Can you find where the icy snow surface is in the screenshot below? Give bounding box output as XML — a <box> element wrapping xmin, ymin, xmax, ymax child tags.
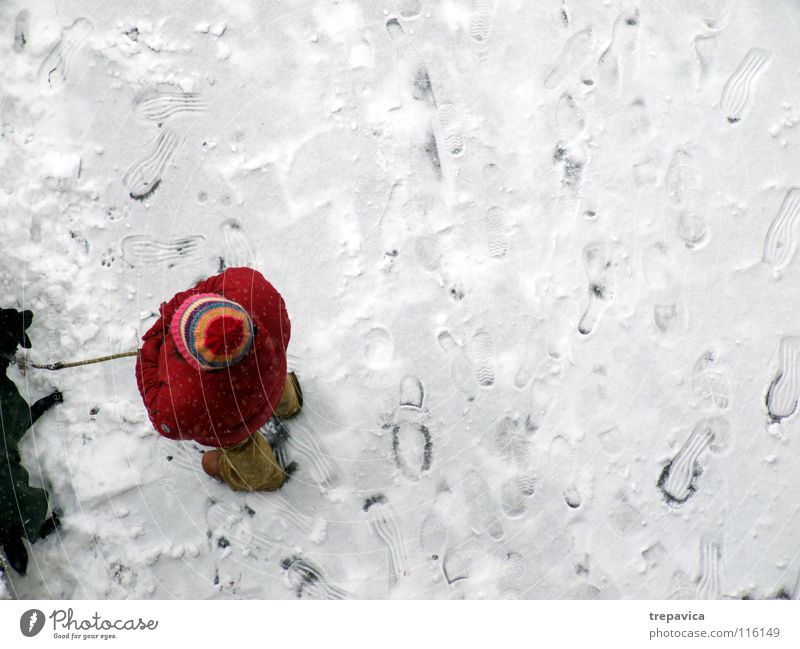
<box><xmin>2</xmin><ymin>0</ymin><xmax>800</xmax><ymax>599</ymax></box>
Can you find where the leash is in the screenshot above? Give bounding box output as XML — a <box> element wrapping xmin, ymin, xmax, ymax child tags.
<box><xmin>17</xmin><ymin>350</ymin><xmax>139</xmax><ymax>371</ymax></box>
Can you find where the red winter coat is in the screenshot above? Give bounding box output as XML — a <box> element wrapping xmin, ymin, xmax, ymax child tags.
<box><xmin>135</xmin><ymin>267</ymin><xmax>290</xmax><ymax>448</ymax></box>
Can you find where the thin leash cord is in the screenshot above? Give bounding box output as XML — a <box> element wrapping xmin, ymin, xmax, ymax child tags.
<box><xmin>26</xmin><ymin>350</ymin><xmax>139</xmax><ymax>371</ymax></box>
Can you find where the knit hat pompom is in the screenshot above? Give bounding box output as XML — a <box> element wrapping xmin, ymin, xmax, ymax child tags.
<box><xmin>171</xmin><ymin>293</ymin><xmax>254</xmax><ymax>371</ymax></box>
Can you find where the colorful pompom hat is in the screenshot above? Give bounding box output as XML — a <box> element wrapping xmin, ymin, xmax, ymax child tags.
<box><xmin>170</xmin><ymin>293</ymin><xmax>254</xmax><ymax>371</ymax></box>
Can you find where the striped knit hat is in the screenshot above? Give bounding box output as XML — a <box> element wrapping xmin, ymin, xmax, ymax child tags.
<box><xmin>170</xmin><ymin>293</ymin><xmax>254</xmax><ymax>371</ymax></box>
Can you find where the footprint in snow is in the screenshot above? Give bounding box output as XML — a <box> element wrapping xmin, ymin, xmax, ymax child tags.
<box><xmin>436</xmin><ymin>102</ymin><xmax>465</xmax><ymax>158</ymax></box>
<box><xmin>578</xmin><ymin>241</ymin><xmax>615</xmax><ymax>336</ymax></box>
<box><xmin>419</xmin><ymin>482</ymin><xmax>453</xmax><ymax>560</ymax></box>
<box><xmin>244</xmin><ymin>490</ymin><xmax>316</xmax><ymax>537</ymax></box>
<box><xmin>694</xmin><ymin>536</ymin><xmax>723</xmax><ymax>599</ymax></box>
<box><xmin>762</xmin><ymin>188</ymin><xmax>800</xmax><ymax>273</ymax></box>
<box><xmin>218</xmin><ymin>218</ymin><xmax>259</xmax><ymax>270</ymax></box>
<box><xmin>596</xmin><ymin>7</ymin><xmax>641</xmax><ymax>94</ymax></box>
<box><xmin>281</xmin><ymin>555</ymin><xmax>352</xmax><ymax>599</ymax></box>
<box><xmin>38</xmin><ymin>17</ymin><xmax>93</xmax><ymax>86</ymax></box>
<box><xmin>13</xmin><ymin>10</ymin><xmax>29</xmax><ymax>53</ymax></box>
<box><xmin>765</xmin><ymin>336</ymin><xmax>800</xmax><ymax>422</ymax></box>
<box><xmin>497</xmin><ymin>551</ymin><xmax>527</xmax><ymax>599</ymax></box>
<box><xmin>363</xmin><ymin>494</ymin><xmax>409</xmax><ymax>584</ymax></box>
<box><xmin>548</xmin><ymin>434</ymin><xmax>582</xmax><ymax>509</ymax></box>
<box><xmin>133</xmin><ymin>85</ymin><xmax>207</xmax><ymax>124</ymax></box>
<box><xmin>544</xmin><ymin>27</ymin><xmax>593</xmax><ymax>90</ymax></box>
<box><xmin>206</xmin><ymin>501</ymin><xmax>259</xmax><ymax>555</ymax></box>
<box><xmin>383</xmin><ymin>375</ymin><xmax>432</xmax><ymax>480</ymax></box>
<box><xmin>494</xmin><ymin>416</ymin><xmax>537</xmax><ymax>518</ymax></box>
<box><xmin>123</xmin><ymin>128</ymin><xmax>181</xmax><ymax>201</ymax></box>
<box><xmin>719</xmin><ymin>48</ymin><xmax>770</xmax><ymax>124</ymax></box>
<box><xmin>121</xmin><ymin>235</ymin><xmax>206</xmax><ymax>269</ymax></box>
<box><xmin>692</xmin><ymin>350</ymin><xmax>731</xmax><ymax>410</ymax></box>
<box><xmin>469</xmin><ymin>0</ymin><xmax>496</xmax><ymax>44</ymax></box>
<box><xmin>286</xmin><ymin>422</ymin><xmax>340</xmax><ymax>488</ymax></box>
<box><xmin>456</xmin><ymin>470</ymin><xmax>504</xmax><ymax>541</ymax></box>
<box><xmin>657</xmin><ymin>417</ymin><xmax>731</xmax><ymax>505</ymax></box>
<box><xmin>664</xmin><ymin>147</ymin><xmax>708</xmax><ymax>250</ymax></box>
<box><xmin>641</xmin><ymin>241</ymin><xmax>682</xmax><ymax>334</ymax></box>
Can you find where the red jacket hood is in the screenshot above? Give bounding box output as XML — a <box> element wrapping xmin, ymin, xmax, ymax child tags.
<box><xmin>135</xmin><ymin>267</ymin><xmax>290</xmax><ymax>447</ymax></box>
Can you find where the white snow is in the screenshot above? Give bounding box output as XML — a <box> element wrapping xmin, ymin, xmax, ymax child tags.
<box><xmin>2</xmin><ymin>0</ymin><xmax>800</xmax><ymax>600</ymax></box>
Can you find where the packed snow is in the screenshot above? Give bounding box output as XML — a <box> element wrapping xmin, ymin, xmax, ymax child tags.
<box><xmin>2</xmin><ymin>0</ymin><xmax>800</xmax><ymax>599</ymax></box>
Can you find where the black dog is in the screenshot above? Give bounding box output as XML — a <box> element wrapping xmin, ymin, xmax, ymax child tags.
<box><xmin>0</xmin><ymin>308</ymin><xmax>62</xmax><ymax>575</ymax></box>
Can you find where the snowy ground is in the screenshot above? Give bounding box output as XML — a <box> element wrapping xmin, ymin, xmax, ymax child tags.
<box><xmin>2</xmin><ymin>0</ymin><xmax>800</xmax><ymax>599</ymax></box>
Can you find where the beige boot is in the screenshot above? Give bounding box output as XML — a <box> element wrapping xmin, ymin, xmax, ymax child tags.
<box><xmin>274</xmin><ymin>372</ymin><xmax>303</xmax><ymax>419</ymax></box>
<box><xmin>202</xmin><ymin>450</ymin><xmax>223</xmax><ymax>480</ymax></box>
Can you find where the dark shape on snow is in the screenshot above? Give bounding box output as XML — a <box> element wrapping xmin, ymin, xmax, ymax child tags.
<box><xmin>362</xmin><ymin>493</ymin><xmax>387</xmax><ymax>512</ymax></box>
<box><xmin>261</xmin><ymin>416</ymin><xmax>290</xmax><ymax>452</ymax></box>
<box><xmin>424</xmin><ymin>131</ymin><xmax>443</xmax><ymax>179</ymax></box>
<box><xmin>129</xmin><ymin>178</ymin><xmax>161</xmax><ymax>202</ymax></box>
<box><xmin>0</xmin><ymin>308</ymin><xmax>63</xmax><ymax>575</ymax></box>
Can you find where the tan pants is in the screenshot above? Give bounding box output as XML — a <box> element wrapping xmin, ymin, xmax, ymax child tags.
<box><xmin>218</xmin><ymin>432</ymin><xmax>285</xmax><ymax>491</ymax></box>
<box><xmin>216</xmin><ymin>374</ymin><xmax>302</xmax><ymax>491</ymax></box>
